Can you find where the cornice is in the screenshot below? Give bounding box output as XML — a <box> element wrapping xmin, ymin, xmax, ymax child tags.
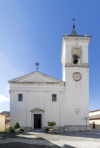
<box><xmin>9</xmin><ymin>82</ymin><xmax>65</xmax><ymax>85</ymax></box>
<box><xmin>9</xmin><ymin>90</ymin><xmax>65</xmax><ymax>93</ymax></box>
<box><xmin>63</xmin><ymin>35</ymin><xmax>91</xmax><ymax>42</ymax></box>
<box><xmin>65</xmin><ymin>63</ymin><xmax>89</xmax><ymax>68</ymax></box>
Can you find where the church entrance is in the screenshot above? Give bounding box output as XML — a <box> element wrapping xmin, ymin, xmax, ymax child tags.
<box><xmin>34</xmin><ymin>114</ymin><xmax>41</xmax><ymax>129</ymax></box>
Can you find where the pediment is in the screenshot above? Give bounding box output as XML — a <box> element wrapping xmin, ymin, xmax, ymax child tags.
<box><xmin>8</xmin><ymin>71</ymin><xmax>62</xmax><ymax>83</ymax></box>
<box><xmin>30</xmin><ymin>108</ymin><xmax>45</xmax><ymax>112</ymax></box>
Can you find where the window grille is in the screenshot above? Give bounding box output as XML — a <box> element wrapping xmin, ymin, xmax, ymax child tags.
<box><xmin>18</xmin><ymin>94</ymin><xmax>23</xmax><ymax>101</ymax></box>
<box><xmin>52</xmin><ymin>94</ymin><xmax>57</xmax><ymax>101</ymax></box>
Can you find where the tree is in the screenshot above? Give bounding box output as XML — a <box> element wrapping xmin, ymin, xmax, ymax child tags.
<box><xmin>47</xmin><ymin>121</ymin><xmax>56</xmax><ymax>128</ymax></box>
<box><xmin>13</xmin><ymin>122</ymin><xmax>20</xmax><ymax>129</ymax></box>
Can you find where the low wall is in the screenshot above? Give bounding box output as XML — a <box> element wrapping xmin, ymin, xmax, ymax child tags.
<box><xmin>9</xmin><ymin>126</ymin><xmax>32</xmax><ymax>131</ymax></box>
<box><xmin>10</xmin><ymin>125</ymin><xmax>91</xmax><ymax>132</ymax></box>
<box><xmin>65</xmin><ymin>125</ymin><xmax>91</xmax><ymax>131</ymax></box>
<box><xmin>43</xmin><ymin>126</ymin><xmax>65</xmax><ymax>131</ymax></box>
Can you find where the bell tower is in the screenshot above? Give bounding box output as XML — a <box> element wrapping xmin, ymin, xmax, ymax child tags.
<box><xmin>61</xmin><ymin>20</ymin><xmax>92</xmax><ymax>131</ymax></box>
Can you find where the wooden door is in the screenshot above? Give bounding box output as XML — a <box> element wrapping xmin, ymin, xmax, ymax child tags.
<box><xmin>34</xmin><ymin>114</ymin><xmax>41</xmax><ymax>129</ymax></box>
<box><xmin>93</xmin><ymin>122</ymin><xmax>95</xmax><ymax>129</ymax></box>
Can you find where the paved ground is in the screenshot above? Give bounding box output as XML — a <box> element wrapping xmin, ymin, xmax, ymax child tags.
<box><xmin>0</xmin><ymin>130</ymin><xmax>100</xmax><ymax>148</ymax></box>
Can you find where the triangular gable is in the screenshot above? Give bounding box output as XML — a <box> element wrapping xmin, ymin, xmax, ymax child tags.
<box><xmin>30</xmin><ymin>108</ymin><xmax>45</xmax><ymax>112</ymax></box>
<box><xmin>8</xmin><ymin>71</ymin><xmax>63</xmax><ymax>83</ymax></box>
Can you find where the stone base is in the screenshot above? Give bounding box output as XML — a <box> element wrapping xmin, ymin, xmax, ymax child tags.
<box><xmin>43</xmin><ymin>126</ymin><xmax>60</xmax><ymax>131</ymax></box>
<box><xmin>43</xmin><ymin>127</ymin><xmax>48</xmax><ymax>130</ymax></box>
<box><xmin>48</xmin><ymin>131</ymin><xmax>54</xmax><ymax>134</ymax></box>
<box><xmin>53</xmin><ymin>126</ymin><xmax>60</xmax><ymax>131</ymax></box>
<box><xmin>9</xmin><ymin>127</ymin><xmax>13</xmax><ymax>130</ymax></box>
<box><xmin>59</xmin><ymin>126</ymin><xmax>65</xmax><ymax>131</ymax></box>
<box><xmin>65</xmin><ymin>125</ymin><xmax>91</xmax><ymax>131</ymax></box>
<box><xmin>25</xmin><ymin>127</ymin><xmax>32</xmax><ymax>130</ymax></box>
<box><xmin>9</xmin><ymin>126</ymin><xmax>28</xmax><ymax>131</ymax></box>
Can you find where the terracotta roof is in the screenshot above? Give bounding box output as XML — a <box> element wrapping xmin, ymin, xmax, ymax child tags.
<box><xmin>1</xmin><ymin>111</ymin><xmax>10</xmax><ymax>116</ymax></box>
<box><xmin>0</xmin><ymin>113</ymin><xmax>6</xmax><ymax>116</ymax></box>
<box><xmin>89</xmin><ymin>109</ymin><xmax>100</xmax><ymax>113</ymax></box>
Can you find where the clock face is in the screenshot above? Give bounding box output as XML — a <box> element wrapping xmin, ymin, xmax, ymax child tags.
<box><xmin>73</xmin><ymin>72</ymin><xmax>82</xmax><ymax>81</ymax></box>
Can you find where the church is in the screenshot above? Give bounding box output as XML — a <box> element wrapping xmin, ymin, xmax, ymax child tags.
<box><xmin>8</xmin><ymin>23</ymin><xmax>91</xmax><ymax>131</ymax></box>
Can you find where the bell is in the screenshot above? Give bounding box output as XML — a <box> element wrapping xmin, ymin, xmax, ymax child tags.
<box><xmin>73</xmin><ymin>54</ymin><xmax>79</xmax><ymax>64</ymax></box>
<box><xmin>73</xmin><ymin>59</ymin><xmax>78</xmax><ymax>64</ymax></box>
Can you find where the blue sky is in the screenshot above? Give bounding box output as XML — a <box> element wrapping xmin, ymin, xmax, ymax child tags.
<box><xmin>0</xmin><ymin>0</ymin><xmax>100</xmax><ymax>112</ymax></box>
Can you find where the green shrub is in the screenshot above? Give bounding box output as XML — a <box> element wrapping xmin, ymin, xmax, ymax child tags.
<box><xmin>13</xmin><ymin>122</ymin><xmax>20</xmax><ymax>129</ymax></box>
<box><xmin>0</xmin><ymin>129</ymin><xmax>9</xmax><ymax>134</ymax></box>
<box><xmin>20</xmin><ymin>128</ymin><xmax>25</xmax><ymax>132</ymax></box>
<box><xmin>47</xmin><ymin>121</ymin><xmax>56</xmax><ymax>128</ymax></box>
<box><xmin>44</xmin><ymin>128</ymin><xmax>49</xmax><ymax>133</ymax></box>
<box><xmin>10</xmin><ymin>129</ymin><xmax>15</xmax><ymax>133</ymax></box>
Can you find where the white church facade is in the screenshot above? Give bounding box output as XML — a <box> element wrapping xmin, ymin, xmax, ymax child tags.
<box><xmin>9</xmin><ymin>25</ymin><xmax>91</xmax><ymax>131</ymax></box>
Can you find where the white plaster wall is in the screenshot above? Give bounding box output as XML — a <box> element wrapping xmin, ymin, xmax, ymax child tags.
<box><xmin>65</xmin><ymin>67</ymin><xmax>89</xmax><ymax>126</ymax></box>
<box><xmin>62</xmin><ymin>41</ymin><xmax>65</xmax><ymax>81</ymax></box>
<box><xmin>18</xmin><ymin>75</ymin><xmax>54</xmax><ymax>82</ymax></box>
<box><xmin>65</xmin><ymin>45</ymin><xmax>71</xmax><ymax>63</ymax></box>
<box><xmin>10</xmin><ymin>92</ymin><xmax>14</xmax><ymax>127</ymax></box>
<box><xmin>83</xmin><ymin>46</ymin><xmax>88</xmax><ymax>63</ymax></box>
<box><xmin>61</xmin><ymin>38</ymin><xmax>90</xmax><ymax>66</ymax></box>
<box><xmin>65</xmin><ymin>41</ymin><xmax>89</xmax><ymax>65</ymax></box>
<box><xmin>65</xmin><ymin>40</ymin><xmax>89</xmax><ymax>47</ymax></box>
<box><xmin>10</xmin><ymin>83</ymin><xmax>65</xmax><ymax>128</ymax></box>
<box><xmin>61</xmin><ymin>36</ymin><xmax>90</xmax><ymax>127</ymax></box>
<box><xmin>89</xmin><ymin>111</ymin><xmax>100</xmax><ymax>116</ymax></box>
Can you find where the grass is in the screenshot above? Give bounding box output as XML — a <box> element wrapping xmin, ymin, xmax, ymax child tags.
<box><xmin>0</xmin><ymin>129</ymin><xmax>9</xmax><ymax>134</ymax></box>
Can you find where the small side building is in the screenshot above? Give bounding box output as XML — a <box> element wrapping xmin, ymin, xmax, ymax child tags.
<box><xmin>0</xmin><ymin>113</ymin><xmax>6</xmax><ymax>131</ymax></box>
<box><xmin>1</xmin><ymin>111</ymin><xmax>10</xmax><ymax>130</ymax></box>
<box><xmin>89</xmin><ymin>109</ymin><xmax>100</xmax><ymax>130</ymax></box>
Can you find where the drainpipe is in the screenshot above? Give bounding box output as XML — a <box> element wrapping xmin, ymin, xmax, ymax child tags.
<box><xmin>26</xmin><ymin>93</ymin><xmax>27</xmax><ymax>129</ymax></box>
<box><xmin>85</xmin><ymin>117</ymin><xmax>88</xmax><ymax>131</ymax></box>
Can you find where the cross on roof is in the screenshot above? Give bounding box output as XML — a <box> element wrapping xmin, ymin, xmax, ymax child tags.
<box><xmin>35</xmin><ymin>62</ymin><xmax>40</xmax><ymax>71</ymax></box>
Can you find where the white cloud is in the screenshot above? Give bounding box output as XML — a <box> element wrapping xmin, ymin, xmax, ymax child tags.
<box><xmin>0</xmin><ymin>94</ymin><xmax>9</xmax><ymax>103</ymax></box>
<box><xmin>0</xmin><ymin>110</ymin><xmax>2</xmax><ymax>113</ymax></box>
<box><xmin>5</xmin><ymin>86</ymin><xmax>9</xmax><ymax>90</ymax></box>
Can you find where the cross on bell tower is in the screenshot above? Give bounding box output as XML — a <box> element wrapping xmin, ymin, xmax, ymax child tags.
<box><xmin>72</xmin><ymin>17</ymin><xmax>76</xmax><ymax>29</ymax></box>
<box><xmin>71</xmin><ymin>17</ymin><xmax>77</xmax><ymax>36</ymax></box>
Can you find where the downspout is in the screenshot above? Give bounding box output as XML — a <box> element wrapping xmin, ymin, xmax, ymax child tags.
<box><xmin>26</xmin><ymin>94</ymin><xmax>27</xmax><ymax>129</ymax></box>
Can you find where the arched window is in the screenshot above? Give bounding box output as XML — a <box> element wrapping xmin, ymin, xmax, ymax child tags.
<box><xmin>72</xmin><ymin>48</ymin><xmax>81</xmax><ymax>65</ymax></box>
